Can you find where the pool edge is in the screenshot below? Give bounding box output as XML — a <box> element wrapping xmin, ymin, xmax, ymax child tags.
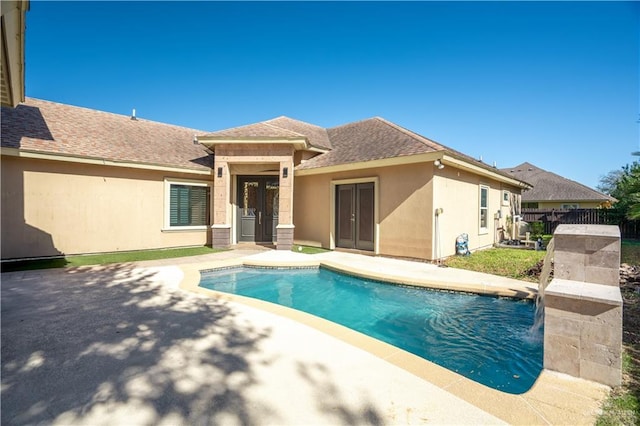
<box><xmin>178</xmin><ymin>258</ymin><xmax>608</xmax><ymax>426</ymax></box>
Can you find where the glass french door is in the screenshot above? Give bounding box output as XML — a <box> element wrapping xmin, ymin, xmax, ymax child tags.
<box><xmin>237</xmin><ymin>177</ymin><xmax>279</xmax><ymax>243</ymax></box>
<box><xmin>336</xmin><ymin>183</ymin><xmax>374</xmax><ymax>250</ymax></box>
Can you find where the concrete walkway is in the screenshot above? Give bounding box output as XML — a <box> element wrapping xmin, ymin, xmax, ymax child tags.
<box><xmin>1</xmin><ymin>248</ymin><xmax>609</xmax><ymax>425</ymax></box>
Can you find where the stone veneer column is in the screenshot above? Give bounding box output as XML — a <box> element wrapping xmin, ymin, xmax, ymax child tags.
<box><xmin>554</xmin><ymin>224</ymin><xmax>621</xmax><ymax>285</ymax></box>
<box><xmin>211</xmin><ymin>160</ymin><xmax>231</xmax><ymax>248</ymax></box>
<box><xmin>543</xmin><ymin>224</ymin><xmax>622</xmax><ymax>387</ymax></box>
<box><xmin>276</xmin><ymin>158</ymin><xmax>294</xmax><ymax>250</ymax></box>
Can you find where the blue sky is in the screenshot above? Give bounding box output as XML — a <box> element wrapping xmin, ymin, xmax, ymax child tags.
<box><xmin>25</xmin><ymin>1</ymin><xmax>638</xmax><ymax>189</ymax></box>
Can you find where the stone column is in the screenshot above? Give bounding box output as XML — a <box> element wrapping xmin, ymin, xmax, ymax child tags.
<box><xmin>543</xmin><ymin>224</ymin><xmax>622</xmax><ymax>386</ymax></box>
<box><xmin>554</xmin><ymin>224</ymin><xmax>621</xmax><ymax>285</ymax></box>
<box><xmin>276</xmin><ymin>158</ymin><xmax>294</xmax><ymax>250</ymax></box>
<box><xmin>211</xmin><ymin>160</ymin><xmax>231</xmax><ymax>248</ymax></box>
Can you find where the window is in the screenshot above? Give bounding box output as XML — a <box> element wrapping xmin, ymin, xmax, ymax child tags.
<box><xmin>165</xmin><ymin>180</ymin><xmax>211</xmax><ymax>228</ymax></box>
<box><xmin>561</xmin><ymin>204</ymin><xmax>579</xmax><ymax>209</ymax></box>
<box><xmin>479</xmin><ymin>185</ymin><xmax>489</xmax><ymax>234</ymax></box>
<box><xmin>522</xmin><ymin>202</ymin><xmax>539</xmax><ymax>209</ymax></box>
<box><xmin>502</xmin><ymin>190</ymin><xmax>510</xmax><ymax>206</ymax></box>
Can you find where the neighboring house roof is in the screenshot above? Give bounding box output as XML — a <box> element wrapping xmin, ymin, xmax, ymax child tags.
<box><xmin>502</xmin><ymin>162</ymin><xmax>615</xmax><ymax>203</ymax></box>
<box><xmin>1</xmin><ymin>98</ymin><xmax>213</xmax><ymax>172</ymax></box>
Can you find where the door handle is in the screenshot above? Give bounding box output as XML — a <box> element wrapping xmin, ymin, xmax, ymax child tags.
<box><xmin>259</xmin><ymin>211</ymin><xmax>262</xmax><ymax>225</ymax></box>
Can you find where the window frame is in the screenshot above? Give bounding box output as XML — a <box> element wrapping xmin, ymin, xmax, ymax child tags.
<box><xmin>479</xmin><ymin>184</ymin><xmax>489</xmax><ymax>235</ymax></box>
<box><xmin>163</xmin><ymin>178</ymin><xmax>212</xmax><ymax>231</ymax></box>
<box><xmin>502</xmin><ymin>190</ymin><xmax>510</xmax><ymax>206</ymax></box>
<box><xmin>561</xmin><ymin>203</ymin><xmax>580</xmax><ymax>209</ymax></box>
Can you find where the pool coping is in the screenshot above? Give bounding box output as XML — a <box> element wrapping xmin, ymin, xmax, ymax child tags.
<box><xmin>178</xmin><ymin>254</ymin><xmax>610</xmax><ymax>425</ymax></box>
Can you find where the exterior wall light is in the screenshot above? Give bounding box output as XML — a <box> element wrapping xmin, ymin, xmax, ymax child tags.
<box><xmin>434</xmin><ymin>159</ymin><xmax>444</xmax><ymax>169</ymax></box>
<box><xmin>283</xmin><ymin>167</ymin><xmax>288</xmax><ymax>178</ymax></box>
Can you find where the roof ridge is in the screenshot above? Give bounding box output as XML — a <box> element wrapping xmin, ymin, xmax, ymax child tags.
<box><xmin>261</xmin><ymin>121</ymin><xmax>308</xmax><ymax>138</ymax></box>
<box><xmin>504</xmin><ymin>161</ymin><xmax>613</xmax><ymax>200</ymax></box>
<box><xmin>25</xmin><ymin>97</ymin><xmax>209</xmax><ymax>134</ymax></box>
<box><xmin>327</xmin><ymin>116</ymin><xmax>380</xmax><ymax>131</ymax></box>
<box><xmin>264</xmin><ymin>115</ymin><xmax>327</xmax><ymax>131</ymax></box>
<box><xmin>373</xmin><ymin>117</ymin><xmax>446</xmax><ymax>150</ymax></box>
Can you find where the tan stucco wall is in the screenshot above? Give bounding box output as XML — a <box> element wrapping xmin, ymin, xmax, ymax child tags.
<box><xmin>294</xmin><ymin>162</ymin><xmax>434</xmax><ymax>260</ymax></box>
<box><xmin>295</xmin><ymin>161</ymin><xmax>521</xmax><ymax>261</ymax></box>
<box><xmin>433</xmin><ymin>165</ymin><xmax>519</xmax><ymax>257</ymax></box>
<box><xmin>1</xmin><ymin>156</ymin><xmax>211</xmax><ymax>259</ymax></box>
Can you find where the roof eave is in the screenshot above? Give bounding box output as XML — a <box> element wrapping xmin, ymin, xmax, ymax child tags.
<box><xmin>197</xmin><ymin>136</ymin><xmax>309</xmax><ymax>151</ymax></box>
<box><xmin>1</xmin><ymin>147</ymin><xmax>213</xmax><ymax>175</ymax></box>
<box><xmin>441</xmin><ymin>153</ymin><xmax>532</xmax><ymax>189</ymax></box>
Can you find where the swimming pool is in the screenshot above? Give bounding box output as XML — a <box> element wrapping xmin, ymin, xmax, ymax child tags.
<box><xmin>199</xmin><ymin>266</ymin><xmax>543</xmax><ymax>394</ymax></box>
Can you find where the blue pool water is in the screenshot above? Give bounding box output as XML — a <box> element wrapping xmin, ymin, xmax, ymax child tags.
<box><xmin>199</xmin><ymin>266</ymin><xmax>543</xmax><ymax>394</ymax></box>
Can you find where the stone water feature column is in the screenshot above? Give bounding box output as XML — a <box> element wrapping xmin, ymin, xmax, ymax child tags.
<box><xmin>543</xmin><ymin>224</ymin><xmax>622</xmax><ymax>387</ymax></box>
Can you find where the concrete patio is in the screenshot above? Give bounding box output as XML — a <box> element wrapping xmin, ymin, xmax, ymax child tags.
<box><xmin>1</xmin><ymin>248</ymin><xmax>609</xmax><ymax>425</ymax></box>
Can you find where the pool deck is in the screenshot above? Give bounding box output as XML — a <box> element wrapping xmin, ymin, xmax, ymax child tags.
<box><xmin>1</xmin><ymin>247</ymin><xmax>609</xmax><ymax>425</ymax></box>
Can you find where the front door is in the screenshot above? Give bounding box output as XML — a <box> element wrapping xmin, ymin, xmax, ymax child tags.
<box><xmin>336</xmin><ymin>183</ymin><xmax>374</xmax><ymax>250</ymax></box>
<box><xmin>237</xmin><ymin>177</ymin><xmax>279</xmax><ymax>243</ymax></box>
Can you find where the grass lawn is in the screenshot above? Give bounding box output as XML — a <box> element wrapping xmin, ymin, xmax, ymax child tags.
<box><xmin>291</xmin><ymin>244</ymin><xmax>331</xmax><ymax>255</ymax></box>
<box><xmin>0</xmin><ymin>246</ymin><xmax>225</xmax><ymax>272</ymax></box>
<box><xmin>443</xmin><ymin>247</ymin><xmax>546</xmax><ymax>282</ymax></box>
<box><xmin>621</xmin><ymin>239</ymin><xmax>640</xmax><ymax>265</ymax></box>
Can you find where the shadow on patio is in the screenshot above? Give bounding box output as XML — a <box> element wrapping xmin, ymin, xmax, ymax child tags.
<box><xmin>1</xmin><ymin>263</ymin><xmax>384</xmax><ymax>425</ymax></box>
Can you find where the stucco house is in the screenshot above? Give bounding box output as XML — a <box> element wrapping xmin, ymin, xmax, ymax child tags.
<box><xmin>503</xmin><ymin>162</ymin><xmax>615</xmax><ymax>209</ymax></box>
<box><xmin>1</xmin><ymin>98</ymin><xmax>530</xmax><ymax>262</ymax></box>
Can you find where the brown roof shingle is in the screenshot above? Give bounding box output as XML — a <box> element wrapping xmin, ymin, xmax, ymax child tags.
<box><xmin>209</xmin><ymin>115</ymin><xmax>526</xmax><ymax>182</ymax></box>
<box><xmin>202</xmin><ymin>116</ymin><xmax>332</xmax><ymax>150</ymax></box>
<box><xmin>1</xmin><ymin>98</ymin><xmax>213</xmax><ymax>172</ymax></box>
<box><xmin>296</xmin><ymin>117</ymin><xmax>443</xmax><ymax>169</ymax></box>
<box><xmin>502</xmin><ymin>162</ymin><xmax>614</xmax><ymax>203</ymax></box>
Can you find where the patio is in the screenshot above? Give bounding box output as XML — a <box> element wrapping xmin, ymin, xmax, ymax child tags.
<box><xmin>1</xmin><ymin>248</ymin><xmax>608</xmax><ymax>425</ymax></box>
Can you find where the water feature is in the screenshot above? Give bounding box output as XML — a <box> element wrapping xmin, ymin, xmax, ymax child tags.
<box><xmin>531</xmin><ymin>238</ymin><xmax>555</xmax><ymax>334</ymax></box>
<box><xmin>200</xmin><ymin>266</ymin><xmax>543</xmax><ymax>394</ymax></box>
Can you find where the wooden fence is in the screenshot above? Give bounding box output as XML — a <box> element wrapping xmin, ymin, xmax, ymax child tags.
<box><xmin>520</xmin><ymin>208</ymin><xmax>640</xmax><ymax>239</ymax></box>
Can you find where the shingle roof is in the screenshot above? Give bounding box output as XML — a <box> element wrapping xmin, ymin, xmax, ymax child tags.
<box><xmin>502</xmin><ymin>162</ymin><xmax>614</xmax><ymax>202</ymax></box>
<box><xmin>201</xmin><ymin>116</ymin><xmax>332</xmax><ymax>150</ymax></box>
<box><xmin>265</xmin><ymin>116</ymin><xmax>332</xmax><ymax>150</ymax></box>
<box><xmin>208</xmin><ymin>115</ymin><xmax>525</xmax><ymax>182</ymax></box>
<box><xmin>296</xmin><ymin>117</ymin><xmax>443</xmax><ymax>169</ymax></box>
<box><xmin>201</xmin><ymin>121</ymin><xmax>306</xmax><ymax>139</ymax></box>
<box><xmin>1</xmin><ymin>98</ymin><xmax>213</xmax><ymax>172</ymax></box>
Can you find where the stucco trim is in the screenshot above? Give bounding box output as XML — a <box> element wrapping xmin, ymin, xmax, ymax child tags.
<box><xmin>296</xmin><ymin>153</ymin><xmax>441</xmax><ymax>176</ymax></box>
<box><xmin>0</xmin><ymin>147</ymin><xmax>213</xmax><ymax>175</ymax></box>
<box><xmin>442</xmin><ymin>154</ymin><xmax>530</xmax><ymax>189</ymax></box>
<box><xmin>296</xmin><ymin>152</ymin><xmax>529</xmax><ymax>190</ymax></box>
<box><xmin>199</xmin><ymin>137</ymin><xmax>309</xmax><ymax>151</ymax></box>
